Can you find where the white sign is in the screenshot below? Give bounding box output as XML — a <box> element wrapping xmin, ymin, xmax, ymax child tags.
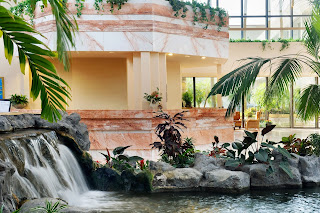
<box><xmin>0</xmin><ymin>100</ymin><xmax>11</xmax><ymax>112</ymax></box>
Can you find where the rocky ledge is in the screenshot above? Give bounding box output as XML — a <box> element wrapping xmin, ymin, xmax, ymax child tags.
<box><xmin>0</xmin><ymin>112</ymin><xmax>90</xmax><ymax>151</ymax></box>
<box><xmin>150</xmin><ymin>152</ymin><xmax>320</xmax><ymax>193</ymax></box>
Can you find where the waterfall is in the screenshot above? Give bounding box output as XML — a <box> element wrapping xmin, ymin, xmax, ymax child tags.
<box><xmin>0</xmin><ymin>130</ymin><xmax>89</xmax><ymax>202</ymax></box>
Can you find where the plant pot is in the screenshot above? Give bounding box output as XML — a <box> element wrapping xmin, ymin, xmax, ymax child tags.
<box><xmin>149</xmin><ymin>102</ymin><xmax>158</xmax><ymax>111</ymax></box>
<box><xmin>13</xmin><ymin>103</ymin><xmax>27</xmax><ymax>109</ymax></box>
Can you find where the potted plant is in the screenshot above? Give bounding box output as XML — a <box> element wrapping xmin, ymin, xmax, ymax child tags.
<box><xmin>10</xmin><ymin>94</ymin><xmax>28</xmax><ymax>109</ymax></box>
<box><xmin>182</xmin><ymin>91</ymin><xmax>193</xmax><ymax>108</ymax></box>
<box><xmin>144</xmin><ymin>88</ymin><xmax>162</xmax><ymax>110</ymax></box>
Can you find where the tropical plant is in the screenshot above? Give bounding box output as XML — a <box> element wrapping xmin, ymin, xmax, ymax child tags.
<box><xmin>10</xmin><ymin>94</ymin><xmax>28</xmax><ymax>105</ymax></box>
<box><xmin>222</xmin><ymin>125</ymin><xmax>294</xmax><ymax>178</ymax></box>
<box><xmin>1</xmin><ymin>0</ymin><xmax>77</xmax><ymax>122</ymax></box>
<box><xmin>100</xmin><ymin>146</ymin><xmax>144</xmax><ymax>172</ymax></box>
<box><xmin>208</xmin><ymin>135</ymin><xmax>226</xmax><ymax>157</ymax></box>
<box><xmin>151</xmin><ymin>111</ymin><xmax>197</xmax><ymax>167</ymax></box>
<box><xmin>206</xmin><ymin>1</ymin><xmax>320</xmax><ymax>121</ymax></box>
<box><xmin>281</xmin><ymin>134</ymin><xmax>313</xmax><ymax>156</ymax></box>
<box><xmin>182</xmin><ymin>91</ymin><xmax>193</xmax><ymax>107</ymax></box>
<box><xmin>309</xmin><ymin>133</ymin><xmax>320</xmax><ymax>156</ymax></box>
<box><xmin>32</xmin><ymin>200</ymin><xmax>67</xmax><ymax>213</ymax></box>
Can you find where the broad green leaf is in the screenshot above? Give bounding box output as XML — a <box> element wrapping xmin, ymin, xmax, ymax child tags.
<box><xmin>255</xmin><ymin>149</ymin><xmax>269</xmax><ymax>163</ymax></box>
<box><xmin>128</xmin><ymin>156</ymin><xmax>144</xmax><ymax>162</ymax></box>
<box><xmin>117</xmin><ymin>155</ymin><xmax>129</xmax><ymax>162</ymax></box>
<box><xmin>221</xmin><ymin>143</ymin><xmax>230</xmax><ymax>148</ymax></box>
<box><xmin>225</xmin><ymin>159</ymin><xmax>241</xmax><ymax>168</ymax></box>
<box><xmin>277</xmin><ymin>146</ymin><xmax>292</xmax><ymax>159</ymax></box>
<box><xmin>245</xmin><ymin>130</ymin><xmax>257</xmax><ymax>139</ymax></box>
<box><xmin>113</xmin><ymin>146</ymin><xmax>131</xmax><ymax>155</ymax></box>
<box><xmin>279</xmin><ymin>160</ymin><xmax>293</xmax><ymax>178</ymax></box>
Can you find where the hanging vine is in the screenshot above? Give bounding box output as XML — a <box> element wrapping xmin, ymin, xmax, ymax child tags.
<box><xmin>10</xmin><ymin>0</ymin><xmax>227</xmax><ymax>30</ymax></box>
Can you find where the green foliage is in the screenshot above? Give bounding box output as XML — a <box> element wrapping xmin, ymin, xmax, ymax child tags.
<box><xmin>32</xmin><ymin>200</ymin><xmax>67</xmax><ymax>213</ymax></box>
<box><xmin>75</xmin><ymin>0</ymin><xmax>85</xmax><ymax>17</ymax></box>
<box><xmin>309</xmin><ymin>133</ymin><xmax>320</xmax><ymax>156</ymax></box>
<box><xmin>151</xmin><ymin>111</ymin><xmax>196</xmax><ymax>168</ymax></box>
<box><xmin>281</xmin><ymin>134</ymin><xmax>313</xmax><ymax>156</ymax></box>
<box><xmin>230</xmin><ymin>38</ymin><xmax>304</xmax><ymax>52</ymax></box>
<box><xmin>0</xmin><ymin>5</ymin><xmax>72</xmax><ymax>122</ymax></box>
<box><xmin>208</xmin><ymin>135</ymin><xmax>227</xmax><ymax>157</ymax></box>
<box><xmin>100</xmin><ymin>146</ymin><xmax>144</xmax><ymax>172</ymax></box>
<box><xmin>211</xmin><ymin>1</ymin><xmax>320</xmax><ymax>121</ymax></box>
<box><xmin>182</xmin><ymin>91</ymin><xmax>193</xmax><ymax>107</ymax></box>
<box><xmin>94</xmin><ymin>0</ymin><xmax>128</xmax><ymax>13</ymax></box>
<box><xmin>144</xmin><ymin>88</ymin><xmax>162</xmax><ymax>104</ymax></box>
<box><xmin>10</xmin><ymin>94</ymin><xmax>28</xmax><ymax>105</ymax></box>
<box><xmin>161</xmin><ymin>137</ymin><xmax>196</xmax><ymax>168</ymax></box>
<box><xmin>221</xmin><ymin>125</ymin><xmax>294</xmax><ymax>178</ymax></box>
<box><xmin>166</xmin><ymin>0</ymin><xmax>227</xmax><ymax>30</ymax></box>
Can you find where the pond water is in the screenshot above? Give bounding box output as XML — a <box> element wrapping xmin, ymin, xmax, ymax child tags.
<box><xmin>67</xmin><ymin>188</ymin><xmax>320</xmax><ymax>213</ymax></box>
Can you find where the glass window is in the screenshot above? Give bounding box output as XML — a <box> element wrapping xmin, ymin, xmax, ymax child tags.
<box><xmin>268</xmin><ymin>89</ymin><xmax>291</xmax><ymax>127</ymax></box>
<box><xmin>269</xmin><ymin>0</ymin><xmax>291</xmax><ymax>15</ymax></box>
<box><xmin>293</xmin><ymin>16</ymin><xmax>310</xmax><ymax>28</ymax></box>
<box><xmin>269</xmin><ymin>17</ymin><xmax>291</xmax><ymax>28</ymax></box>
<box><xmin>293</xmin><ymin>30</ymin><xmax>305</xmax><ymax>39</ymax></box>
<box><xmin>229</xmin><ymin>31</ymin><xmax>242</xmax><ymax>39</ymax></box>
<box><xmin>245</xmin><ymin>30</ymin><xmax>266</xmax><ymax>40</ymax></box>
<box><xmin>293</xmin><ymin>0</ymin><xmax>312</xmax><ymax>15</ymax></box>
<box><xmin>244</xmin><ymin>0</ymin><xmax>266</xmax><ymax>16</ymax></box>
<box><xmin>245</xmin><ymin>17</ymin><xmax>266</xmax><ymax>28</ymax></box>
<box><xmin>270</xmin><ymin>30</ymin><xmax>291</xmax><ymax>39</ymax></box>
<box><xmin>219</xmin><ymin>0</ymin><xmax>241</xmax><ymax>16</ymax></box>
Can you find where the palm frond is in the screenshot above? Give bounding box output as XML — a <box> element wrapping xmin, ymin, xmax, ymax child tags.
<box><xmin>265</xmin><ymin>56</ymin><xmax>303</xmax><ymax>103</ymax></box>
<box><xmin>206</xmin><ymin>57</ymin><xmax>271</xmax><ymax>117</ymax></box>
<box><xmin>45</xmin><ymin>0</ymin><xmax>78</xmax><ymax>71</ymax></box>
<box><xmin>304</xmin><ymin>18</ymin><xmax>320</xmax><ymax>60</ymax></box>
<box><xmin>297</xmin><ymin>84</ymin><xmax>320</xmax><ymax>120</ymax></box>
<box><xmin>0</xmin><ymin>6</ymin><xmax>71</xmax><ymax>122</ymax></box>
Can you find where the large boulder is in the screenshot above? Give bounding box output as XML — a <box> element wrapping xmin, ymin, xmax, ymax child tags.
<box><xmin>149</xmin><ymin>161</ymin><xmax>175</xmax><ymax>173</ymax></box>
<box><xmin>161</xmin><ymin>168</ymin><xmax>203</xmax><ymax>189</ymax></box>
<box><xmin>201</xmin><ymin>169</ymin><xmax>250</xmax><ymax>193</ymax></box>
<box><xmin>246</xmin><ymin>163</ymin><xmax>302</xmax><ymax>189</ymax></box>
<box><xmin>192</xmin><ymin>153</ymin><xmax>223</xmax><ymax>174</ymax></box>
<box><xmin>0</xmin><ymin>160</ymin><xmax>16</xmax><ymax>213</ymax></box>
<box><xmin>90</xmin><ymin>167</ymin><xmax>123</xmax><ymax>191</ymax></box>
<box><xmin>293</xmin><ymin>154</ymin><xmax>320</xmax><ymax>186</ymax></box>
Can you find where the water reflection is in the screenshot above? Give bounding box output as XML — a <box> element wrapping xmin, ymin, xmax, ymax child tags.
<box><xmin>69</xmin><ymin>188</ymin><xmax>320</xmax><ymax>213</ymax></box>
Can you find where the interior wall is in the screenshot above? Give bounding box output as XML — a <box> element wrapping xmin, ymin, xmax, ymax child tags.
<box><xmin>167</xmin><ymin>61</ymin><xmax>182</xmax><ymax>110</ymax></box>
<box><xmin>0</xmin><ymin>40</ymin><xmax>29</xmax><ymax>100</ymax></box>
<box><xmin>28</xmin><ymin>57</ymin><xmax>128</xmax><ymax>110</ymax></box>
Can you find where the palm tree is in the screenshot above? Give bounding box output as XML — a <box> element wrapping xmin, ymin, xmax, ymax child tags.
<box><xmin>1</xmin><ymin>0</ymin><xmax>77</xmax><ymax>122</ymax></box>
<box><xmin>207</xmin><ymin>1</ymin><xmax>320</xmax><ymax>121</ymax></box>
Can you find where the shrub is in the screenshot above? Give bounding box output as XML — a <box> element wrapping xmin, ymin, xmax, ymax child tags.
<box><xmin>151</xmin><ymin>111</ymin><xmax>195</xmax><ymax>168</ymax></box>
<box><xmin>10</xmin><ymin>94</ymin><xmax>28</xmax><ymax>105</ymax></box>
<box><xmin>182</xmin><ymin>91</ymin><xmax>193</xmax><ymax>107</ymax></box>
<box><xmin>309</xmin><ymin>133</ymin><xmax>320</xmax><ymax>156</ymax></box>
<box><xmin>281</xmin><ymin>134</ymin><xmax>313</xmax><ymax>156</ymax></box>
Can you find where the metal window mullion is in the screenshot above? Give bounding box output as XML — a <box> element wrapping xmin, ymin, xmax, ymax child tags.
<box><xmin>266</xmin><ymin>0</ymin><xmax>269</xmax><ymax>39</ymax></box>
<box><xmin>241</xmin><ymin>0</ymin><xmax>244</xmax><ymax>39</ymax></box>
<box><xmin>193</xmin><ymin>77</ymin><xmax>196</xmax><ymax>108</ymax></box>
<box><xmin>290</xmin><ymin>0</ymin><xmax>294</xmax><ymax>38</ymax></box>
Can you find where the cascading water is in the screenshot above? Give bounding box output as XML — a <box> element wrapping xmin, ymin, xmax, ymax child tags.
<box><xmin>0</xmin><ymin>130</ymin><xmax>89</xmax><ymax>203</ymax></box>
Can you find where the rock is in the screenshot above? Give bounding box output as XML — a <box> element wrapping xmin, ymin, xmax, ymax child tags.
<box><xmin>0</xmin><ymin>116</ymin><xmax>12</xmax><ymax>132</ymax></box>
<box><xmin>163</xmin><ymin>168</ymin><xmax>202</xmax><ymax>188</ymax></box>
<box><xmin>2</xmin><ymin>114</ymin><xmax>35</xmax><ymax>130</ymax></box>
<box><xmin>0</xmin><ymin>160</ymin><xmax>16</xmax><ymax>213</ymax></box>
<box><xmin>248</xmin><ymin>163</ymin><xmax>302</xmax><ymax>189</ymax></box>
<box><xmin>90</xmin><ymin>167</ymin><xmax>123</xmax><ymax>191</ymax></box>
<box><xmin>293</xmin><ymin>154</ymin><xmax>320</xmax><ymax>186</ymax></box>
<box><xmin>201</xmin><ymin>169</ymin><xmax>250</xmax><ymax>193</ymax></box>
<box><xmin>121</xmin><ymin>170</ymin><xmax>153</xmax><ymax>192</ymax></box>
<box><xmin>192</xmin><ymin>153</ymin><xmax>221</xmax><ymax>174</ymax></box>
<box><xmin>149</xmin><ymin>161</ymin><xmax>175</xmax><ymax>172</ymax></box>
<box><xmin>152</xmin><ymin>174</ymin><xmax>167</xmax><ymax>187</ymax></box>
<box><xmin>33</xmin><ymin>113</ymin><xmax>90</xmax><ymax>151</ymax></box>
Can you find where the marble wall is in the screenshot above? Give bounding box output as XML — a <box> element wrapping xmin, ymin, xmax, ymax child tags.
<box><xmin>33</xmin><ymin>0</ymin><xmax>229</xmax><ymax>58</ymax></box>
